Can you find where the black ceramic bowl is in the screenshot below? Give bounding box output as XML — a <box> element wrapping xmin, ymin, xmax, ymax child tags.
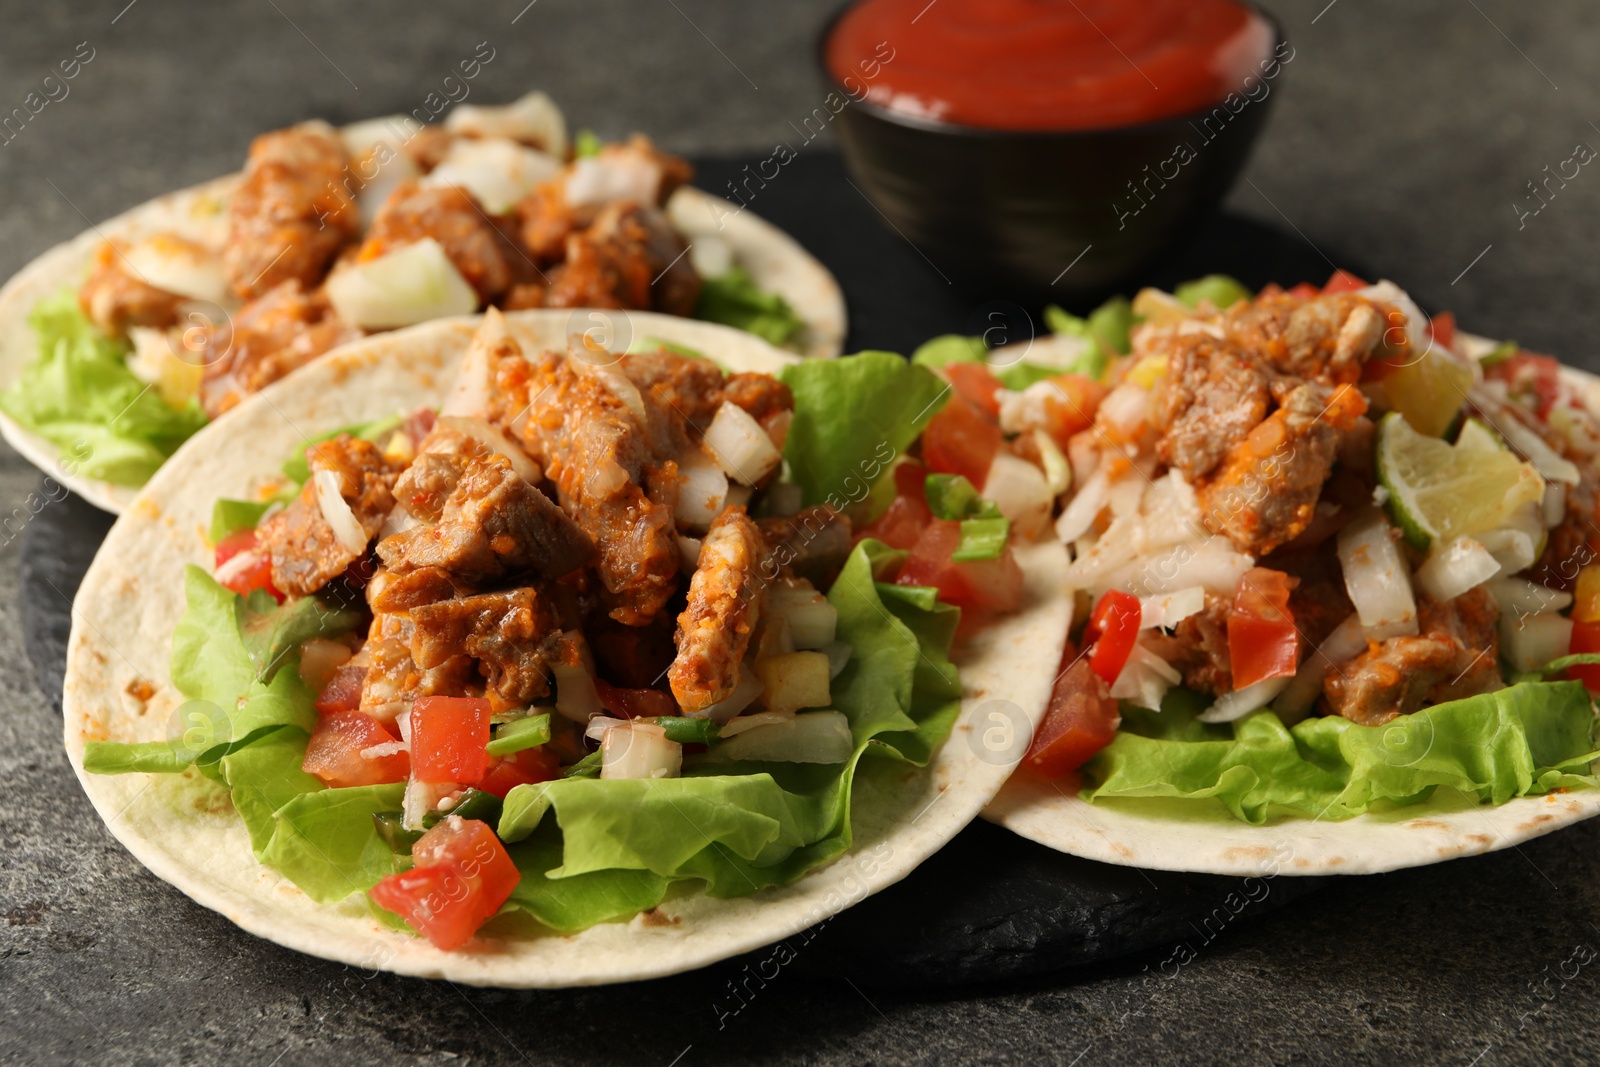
<box><xmin>821</xmin><ymin>5</ymin><xmax>1286</xmax><ymax>305</ymax></box>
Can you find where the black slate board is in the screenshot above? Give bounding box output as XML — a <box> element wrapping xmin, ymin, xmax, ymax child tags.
<box><xmin>18</xmin><ymin>151</ymin><xmax>1346</xmax><ymax>988</ymax></box>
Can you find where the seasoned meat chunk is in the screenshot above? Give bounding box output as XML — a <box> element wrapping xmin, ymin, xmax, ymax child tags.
<box><xmin>379</xmin><ymin>450</ymin><xmax>592</xmax><ymax>585</ymax></box>
<box><xmin>258</xmin><ymin>435</ymin><xmax>402</xmax><ymax>597</ymax></box>
<box><xmin>409</xmin><ymin>587</ymin><xmax>562</xmax><ymax>708</ymax></box>
<box><xmin>1222</xmin><ymin>292</ymin><xmax>1387</xmax><ymax>385</ymax></box>
<box><xmin>225</xmin><ymin>122</ymin><xmax>358</xmax><ymax>301</ymax></box>
<box><xmin>1323</xmin><ymin>587</ymin><xmax>1501</xmax><ymax>725</ymax></box>
<box><xmin>757</xmin><ymin>505</ymin><xmax>853</xmax><ymax>588</ymax></box>
<box><xmin>1200</xmin><ymin>382</ymin><xmax>1367</xmax><ymax>557</ymax></box>
<box><xmin>1143</xmin><ymin>593</ymin><xmax>1233</xmax><ymax>695</ymax></box>
<box><xmin>368</xmin><ymin>566</ymin><xmax>466</xmax><ymax>613</ymax></box>
<box><xmin>621</xmin><ymin>348</ymin><xmax>729</xmax><ymax>433</ymax></box>
<box><xmin>78</xmin><ymin>240</ymin><xmax>185</xmax><ymax>335</ymax></box>
<box><xmin>1151</xmin><ymin>335</ymin><xmax>1271</xmax><ymax>482</ymax></box>
<box><xmin>357</xmin><ymin>608</ymin><xmax>478</xmax><ymax>721</ymax></box>
<box><xmin>358</xmin><ymin>181</ymin><xmax>512</xmax><ymax>302</ymax></box>
<box><xmin>1529</xmin><ymin>472</ymin><xmax>1600</xmax><ymax>592</ymax></box>
<box><xmin>514</xmin><ymin>181</ymin><xmax>575</xmax><ymax>263</ymax></box>
<box><xmin>198</xmin><ymin>280</ymin><xmax>360</xmax><ymax>417</ymax></box>
<box><xmin>670</xmin><ymin>507</ymin><xmax>765</xmax><ymax>714</ymax></box>
<box><xmin>539</xmin><ymin>203</ymin><xmax>700</xmax><ymax>315</ymax></box>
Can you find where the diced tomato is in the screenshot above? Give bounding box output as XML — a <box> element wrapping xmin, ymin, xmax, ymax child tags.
<box><xmin>410</xmin><ymin>696</ymin><xmax>492</xmax><ymax>786</ymax></box>
<box><xmin>896</xmin><ymin>519</ymin><xmax>1023</xmax><ymax>614</ymax></box>
<box><xmin>1024</xmin><ymin>647</ymin><xmax>1121</xmax><ymax>778</ymax></box>
<box><xmin>1567</xmin><ymin>620</ymin><xmax>1600</xmax><ymax>693</ymax></box>
<box><xmin>314</xmin><ymin>664</ymin><xmax>368</xmax><ymax>715</ymax></box>
<box><xmin>1426</xmin><ymin>310</ymin><xmax>1456</xmax><ymax>350</ymax></box>
<box><xmin>943</xmin><ymin>361</ymin><xmax>1004</xmax><ymax>418</ymax></box>
<box><xmin>859</xmin><ymin>461</ymin><xmax>933</xmax><ymax>551</ymax></box>
<box><xmin>921</xmin><ymin>390</ymin><xmax>1002</xmax><ymax>490</ymax></box>
<box><xmin>478</xmin><ymin>747</ymin><xmax>562</xmax><ymax>799</ymax></box>
<box><xmin>1285</xmin><ymin>282</ymin><xmax>1319</xmax><ymax>300</ymax></box>
<box><xmin>594</xmin><ymin>678</ymin><xmax>678</xmax><ymax>720</ymax></box>
<box><xmin>213</xmin><ymin>528</ymin><xmax>285</xmax><ymax>603</ymax></box>
<box><xmin>1321</xmin><ymin>270</ymin><xmax>1369</xmax><ymax>294</ymax></box>
<box><xmin>1084</xmin><ymin>590</ymin><xmax>1140</xmax><ymax>685</ymax></box>
<box><xmin>302</xmin><ymin>710</ymin><xmax>409</xmax><ymax>788</ymax></box>
<box><xmin>1036</xmin><ymin>374</ymin><xmax>1106</xmax><ymax>448</ymax></box>
<box><xmin>1227</xmin><ymin>567</ymin><xmax>1300</xmax><ymax>690</ymax></box>
<box><xmin>368</xmin><ymin>816</ymin><xmax>521</xmax><ymax>950</ymax></box>
<box><xmin>1486</xmin><ymin>351</ymin><xmax>1564</xmax><ymax>419</ymax></box>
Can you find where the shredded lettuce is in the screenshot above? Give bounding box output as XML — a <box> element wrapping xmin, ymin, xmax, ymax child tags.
<box><xmin>1174</xmin><ymin>274</ymin><xmax>1251</xmax><ymax>311</ymax></box>
<box><xmin>0</xmin><ymin>291</ymin><xmax>206</xmax><ymax>485</ymax></box>
<box><xmin>911</xmin><ymin>335</ymin><xmax>987</xmax><ymax>370</ymax></box>
<box><xmin>280</xmin><ymin>415</ymin><xmax>401</xmax><ymax>483</ymax></box>
<box><xmin>210</xmin><ymin>499</ymin><xmax>274</xmax><ymax>543</ymax></box>
<box><xmin>780</xmin><ymin>351</ymin><xmax>947</xmax><ymax>510</ymax></box>
<box><xmin>1084</xmin><ymin>682</ymin><xmax>1600</xmax><ymax>824</ymax></box>
<box><xmin>694</xmin><ymin>266</ymin><xmax>804</xmax><ymax>347</ymax></box>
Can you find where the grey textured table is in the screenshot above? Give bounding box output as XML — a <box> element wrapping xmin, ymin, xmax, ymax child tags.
<box><xmin>4</xmin><ymin>1</ymin><xmax>1600</xmax><ymax>1063</ymax></box>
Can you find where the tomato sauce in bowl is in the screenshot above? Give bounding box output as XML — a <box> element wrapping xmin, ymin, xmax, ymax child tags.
<box><xmin>825</xmin><ymin>0</ymin><xmax>1276</xmax><ymax>132</ymax></box>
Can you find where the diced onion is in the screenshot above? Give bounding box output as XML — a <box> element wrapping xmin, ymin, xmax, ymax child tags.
<box><xmin>676</xmin><ymin>455</ymin><xmax>729</xmax><ymax>529</ymax></box>
<box><xmin>725</xmin><ymin>483</ymin><xmax>753</xmax><ymax>509</ymax></box>
<box><xmin>1199</xmin><ymin>675</ymin><xmax>1293</xmax><ymax>724</ymax></box>
<box><xmin>123</xmin><ymin>234</ymin><xmax>228</xmax><ymax>304</ymax></box>
<box><xmin>422</xmin><ymin>136</ymin><xmax>561</xmax><ymax>214</ymax></box>
<box><xmin>1493</xmin><ymin>406</ymin><xmax>1582</xmax><ymax>485</ymax></box>
<box><xmin>1273</xmin><ymin>613</ymin><xmax>1367</xmax><ymax>722</ymax></box>
<box><xmin>583</xmin><ymin>715</ymin><xmax>629</xmax><ymax>743</ymax></box>
<box><xmin>1480</xmin><ymin>527</ymin><xmax>1538</xmax><ymax>576</ymax></box>
<box><xmin>704</xmin><ymin>401</ymin><xmax>782</xmax><ymax>485</ymax></box>
<box><xmin>1337</xmin><ymin>508</ymin><xmax>1417</xmax><ymax>638</ymax></box>
<box><xmin>712</xmin><ymin>710</ymin><xmax>853</xmax><ymax>764</ymax></box>
<box><xmin>356</xmin><ymin>152</ymin><xmax>421</xmax><ymax>230</ymax></box>
<box><xmin>1139</xmin><ymin>586</ymin><xmax>1205</xmax><ymax>630</ymax></box>
<box><xmin>1544</xmin><ymin>482</ymin><xmax>1568</xmax><ymax>529</ymax></box>
<box><xmin>553</xmin><ymin>661</ymin><xmax>602</xmax><ymax>722</ymax></box>
<box><xmin>1100</xmin><ymin>538</ymin><xmax>1254</xmax><ymax>599</ymax></box>
<box><xmin>716</xmin><ymin>710</ymin><xmax>793</xmax><ymax>739</ymax></box>
<box><xmin>403</xmin><ymin>779</ymin><xmax>456</xmax><ymax>831</ymax></box>
<box><xmin>689</xmin><ymin>234</ymin><xmax>734</xmax><ymax>278</ymax></box>
<box><xmin>445</xmin><ymin>91</ymin><xmax>567</xmax><ymax>154</ymax></box>
<box><xmin>822</xmin><ymin>640</ymin><xmax>853</xmax><ymax>679</ymax></box>
<box><xmin>983</xmin><ymin>452</ymin><xmax>1052</xmax><ymax>539</ymax></box>
<box><xmin>1108</xmin><ymin>642</ymin><xmax>1181</xmax><ymax>711</ymax></box>
<box><xmin>436</xmin><ymin>415</ymin><xmax>541</xmax><ymax>484</ymax></box>
<box><xmin>325</xmin><ymin>237</ymin><xmax>477</xmax><ymax>329</ymax></box>
<box><xmin>1501</xmin><ymin>612</ymin><xmax>1573</xmax><ymax>673</ymax></box>
<box><xmin>766</xmin><ymin>584</ymin><xmax>837</xmax><ymax>649</ymax></box>
<box><xmin>1056</xmin><ymin>469</ymin><xmax>1109</xmax><ymax>544</ymax></box>
<box><xmin>565</xmin><ymin>152</ymin><xmax>659</xmax><ymax>207</ymax></box>
<box><xmin>441</xmin><ymin>308</ymin><xmax>506</xmax><ymax>419</ymax></box>
<box><xmin>698</xmin><ymin>667</ymin><xmax>764</xmax><ymax>723</ymax></box>
<box><xmin>314</xmin><ymin>469</ymin><xmax>370</xmax><ymax>555</ymax></box>
<box><xmin>1034</xmin><ymin>429</ymin><xmax>1072</xmax><ymax>496</ymax></box>
<box><xmin>677</xmin><ymin>535</ymin><xmax>703</xmax><ymax>573</ymax></box>
<box><xmin>1098</xmin><ymin>383</ymin><xmax>1150</xmax><ymax>436</ymax></box>
<box><xmin>600</xmin><ymin>722</ymin><xmax>682</xmax><ymax>780</ymax></box>
<box><xmin>1414</xmin><ymin>536</ymin><xmax>1501</xmax><ymax>602</ymax></box>
<box><xmin>1487</xmin><ymin>577</ymin><xmax>1572</xmax><ymax>618</ymax></box>
<box><xmin>360</xmin><ymin>741</ymin><xmax>408</xmax><ymax>759</ymax></box>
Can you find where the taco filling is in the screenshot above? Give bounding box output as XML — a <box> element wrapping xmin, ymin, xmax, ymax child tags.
<box><xmin>915</xmin><ymin>271</ymin><xmax>1600</xmax><ymax>824</ymax></box>
<box><xmin>1</xmin><ymin>92</ymin><xmax>808</xmax><ymax>487</ymax></box>
<box><xmin>81</xmin><ymin>311</ymin><xmax>1035</xmax><ymax>950</ymax></box>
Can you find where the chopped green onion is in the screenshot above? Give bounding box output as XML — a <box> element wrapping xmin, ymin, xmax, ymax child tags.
<box><xmin>658</xmin><ymin>717</ymin><xmax>721</xmax><ymax>744</ymax></box>
<box><xmin>372</xmin><ymin>811</ymin><xmax>422</xmax><ymax>855</ymax></box>
<box><xmin>952</xmin><ymin>516</ymin><xmax>1010</xmax><ymax>561</ymax></box>
<box><xmin>423</xmin><ymin>788</ymin><xmax>503</xmax><ymax>829</ymax></box>
<box><xmin>484</xmin><ymin>712</ymin><xmax>552</xmax><ymax>756</ymax></box>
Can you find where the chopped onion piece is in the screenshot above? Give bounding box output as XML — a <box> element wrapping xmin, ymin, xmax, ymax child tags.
<box><xmin>565</xmin><ymin>152</ymin><xmax>659</xmax><ymax>207</ymax></box>
<box><xmin>822</xmin><ymin>640</ymin><xmax>853</xmax><ymax>679</ymax></box>
<box><xmin>716</xmin><ymin>710</ymin><xmax>793</xmax><ymax>739</ymax></box>
<box><xmin>1139</xmin><ymin>586</ymin><xmax>1206</xmax><ymax>630</ymax></box>
<box><xmin>677</xmin><ymin>535</ymin><xmax>703</xmax><ymax>573</ymax></box>
<box><xmin>1414</xmin><ymin>536</ymin><xmax>1501</xmax><ymax>602</ymax></box>
<box><xmin>1544</xmin><ymin>482</ymin><xmax>1567</xmax><ymax>529</ymax></box>
<box><xmin>214</xmin><ymin>548</ymin><xmax>264</xmax><ymax>588</ymax></box>
<box><xmin>983</xmin><ymin>451</ymin><xmax>1052</xmax><ymax>539</ymax></box>
<box><xmin>360</xmin><ymin>740</ymin><xmax>409</xmax><ymax>759</ymax></box>
<box><xmin>553</xmin><ymin>661</ymin><xmax>602</xmax><ymax>722</ymax></box>
<box><xmin>1100</xmin><ymin>538</ymin><xmax>1254</xmax><ymax>599</ymax></box>
<box><xmin>583</xmin><ymin>715</ymin><xmax>629</xmax><ymax>743</ymax></box>
<box><xmin>1098</xmin><ymin>383</ymin><xmax>1149</xmax><ymax>436</ymax></box>
<box><xmin>1056</xmin><ymin>469</ymin><xmax>1109</xmax><ymax>544</ymax></box>
<box><xmin>713</xmin><ymin>711</ymin><xmax>853</xmax><ymax>764</ymax></box>
<box><xmin>1199</xmin><ymin>675</ymin><xmax>1293</xmax><ymax>724</ymax></box>
<box><xmin>1273</xmin><ymin>613</ymin><xmax>1367</xmax><ymax>722</ymax></box>
<box><xmin>436</xmin><ymin>415</ymin><xmax>542</xmax><ymax>484</ymax></box>
<box><xmin>403</xmin><ymin>779</ymin><xmax>456</xmax><ymax>831</ymax></box>
<box><xmin>698</xmin><ymin>667</ymin><xmax>764</xmax><ymax>723</ymax></box>
<box><xmin>704</xmin><ymin>401</ymin><xmax>782</xmax><ymax>485</ymax></box>
<box><xmin>123</xmin><ymin>234</ymin><xmax>228</xmax><ymax>304</ymax></box>
<box><xmin>689</xmin><ymin>234</ymin><xmax>734</xmax><ymax>278</ymax></box>
<box><xmin>600</xmin><ymin>722</ymin><xmax>682</xmax><ymax>780</ymax></box>
<box><xmin>325</xmin><ymin>237</ymin><xmax>477</xmax><ymax>329</ymax></box>
<box><xmin>1108</xmin><ymin>642</ymin><xmax>1181</xmax><ymax>711</ymax></box>
<box><xmin>1337</xmin><ymin>508</ymin><xmax>1417</xmax><ymax>638</ymax></box>
<box><xmin>725</xmin><ymin>483</ymin><xmax>753</xmax><ymax>509</ymax></box>
<box><xmin>1486</xmin><ymin>577</ymin><xmax>1572</xmax><ymax>619</ymax></box>
<box><xmin>445</xmin><ymin>90</ymin><xmax>567</xmax><ymax>155</ymax></box>
<box><xmin>766</xmin><ymin>584</ymin><xmax>837</xmax><ymax>649</ymax></box>
<box><xmin>422</xmin><ymin>137</ymin><xmax>561</xmax><ymax>214</ymax></box>
<box><xmin>313</xmin><ymin>469</ymin><xmax>369</xmax><ymax>555</ymax></box>
<box><xmin>1501</xmin><ymin>612</ymin><xmax>1574</xmax><ymax>673</ymax></box>
<box><xmin>677</xmin><ymin>455</ymin><xmax>729</xmax><ymax>529</ymax></box>
<box><xmin>1034</xmin><ymin>429</ymin><xmax>1072</xmax><ymax>496</ymax></box>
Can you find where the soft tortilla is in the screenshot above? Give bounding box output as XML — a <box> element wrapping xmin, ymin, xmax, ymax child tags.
<box><xmin>985</xmin><ymin>366</ymin><xmax>1600</xmax><ymax>878</ymax></box>
<box><xmin>62</xmin><ymin>310</ymin><xmax>1067</xmax><ymax>987</ymax></box>
<box><xmin>0</xmin><ymin>167</ymin><xmax>846</xmax><ymax>515</ymax></box>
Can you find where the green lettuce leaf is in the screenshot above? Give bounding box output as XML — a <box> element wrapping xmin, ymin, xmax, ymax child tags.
<box><xmin>238</xmin><ymin>590</ymin><xmax>362</xmax><ymax>683</ymax></box>
<box><xmin>1175</xmin><ymin>274</ymin><xmax>1251</xmax><ymax>311</ymax></box>
<box><xmin>260</xmin><ymin>783</ymin><xmax>406</xmax><ymax>902</ymax></box>
<box><xmin>1084</xmin><ymin>681</ymin><xmax>1600</xmax><ymax>824</ymax></box>
<box><xmin>781</xmin><ymin>351</ymin><xmax>947</xmax><ymax>509</ymax></box>
<box><xmin>280</xmin><ymin>414</ymin><xmax>402</xmax><ymax>483</ymax></box>
<box><xmin>210</xmin><ymin>498</ymin><xmax>274</xmax><ymax>542</ymax></box>
<box><xmin>911</xmin><ymin>335</ymin><xmax>986</xmax><ymax>370</ymax></box>
<box><xmin>693</xmin><ymin>266</ymin><xmax>804</xmax><ymax>346</ymax></box>
<box><xmin>0</xmin><ymin>291</ymin><xmax>206</xmax><ymax>485</ymax></box>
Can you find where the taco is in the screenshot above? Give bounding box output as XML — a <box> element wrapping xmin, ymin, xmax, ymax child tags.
<box><xmin>64</xmin><ymin>309</ymin><xmax>1067</xmax><ymax>985</ymax></box>
<box><xmin>0</xmin><ymin>91</ymin><xmax>846</xmax><ymax>513</ymax></box>
<box><xmin>883</xmin><ymin>272</ymin><xmax>1600</xmax><ymax>875</ymax></box>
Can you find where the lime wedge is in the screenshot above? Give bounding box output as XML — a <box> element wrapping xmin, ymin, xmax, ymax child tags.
<box><xmin>1376</xmin><ymin>411</ymin><xmax>1545</xmax><ymax>549</ymax></box>
<box><xmin>1453</xmin><ymin>417</ymin><xmax>1506</xmax><ymax>455</ymax></box>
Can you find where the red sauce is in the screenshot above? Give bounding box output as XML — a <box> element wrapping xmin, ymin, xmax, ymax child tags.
<box><xmin>825</xmin><ymin>0</ymin><xmax>1277</xmax><ymax>132</ymax></box>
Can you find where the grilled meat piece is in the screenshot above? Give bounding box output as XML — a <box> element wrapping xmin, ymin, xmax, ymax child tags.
<box><xmin>258</xmin><ymin>435</ymin><xmax>403</xmax><ymax>597</ymax></box>
<box><xmin>358</xmin><ymin>181</ymin><xmax>512</xmax><ymax>302</ymax></box>
<box><xmin>757</xmin><ymin>505</ymin><xmax>853</xmax><ymax>588</ymax></box>
<box><xmin>1199</xmin><ymin>382</ymin><xmax>1367</xmax><ymax>558</ymax></box>
<box><xmin>1323</xmin><ymin>587</ymin><xmax>1501</xmax><ymax>725</ymax></box>
<box><xmin>621</xmin><ymin>348</ymin><xmax>729</xmax><ymax>433</ymax></box>
<box><xmin>670</xmin><ymin>507</ymin><xmax>765</xmax><ymax>714</ymax></box>
<box><xmin>357</xmin><ymin>608</ymin><xmax>479</xmax><ymax>721</ymax></box>
<box><xmin>1142</xmin><ymin>593</ymin><xmax>1234</xmax><ymax>695</ymax></box>
<box><xmin>225</xmin><ymin>122</ymin><xmax>358</xmax><ymax>301</ymax></box>
<box><xmin>379</xmin><ymin>449</ymin><xmax>592</xmax><ymax>585</ymax></box>
<box><xmin>409</xmin><ymin>587</ymin><xmax>563</xmax><ymax>708</ymax></box>
<box><xmin>1151</xmin><ymin>334</ymin><xmax>1271</xmax><ymax>483</ymax></box>
<box><xmin>78</xmin><ymin>240</ymin><xmax>186</xmax><ymax>335</ymax></box>
<box><xmin>1222</xmin><ymin>292</ymin><xmax>1388</xmax><ymax>385</ymax></box>
<box><xmin>198</xmin><ymin>280</ymin><xmax>360</xmax><ymax>417</ymax></box>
